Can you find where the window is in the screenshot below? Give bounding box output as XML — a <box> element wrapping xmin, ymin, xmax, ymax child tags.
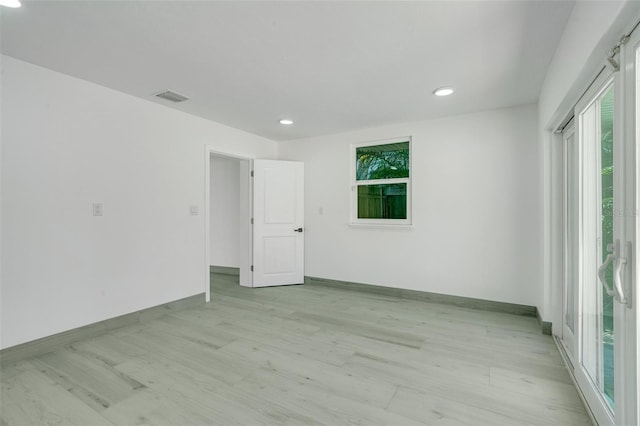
<box><xmin>351</xmin><ymin>137</ymin><xmax>411</xmax><ymax>225</ymax></box>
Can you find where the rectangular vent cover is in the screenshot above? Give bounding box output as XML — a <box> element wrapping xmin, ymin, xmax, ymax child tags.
<box><xmin>154</xmin><ymin>90</ymin><xmax>189</xmax><ymax>103</ymax></box>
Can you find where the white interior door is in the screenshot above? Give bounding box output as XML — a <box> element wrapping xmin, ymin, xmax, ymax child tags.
<box><xmin>252</xmin><ymin>159</ymin><xmax>304</xmax><ymax>287</ymax></box>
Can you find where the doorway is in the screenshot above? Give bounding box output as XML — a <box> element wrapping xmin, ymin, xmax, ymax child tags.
<box><xmin>204</xmin><ymin>150</ymin><xmax>306</xmax><ymax>300</ymax></box>
<box><xmin>209</xmin><ymin>155</ymin><xmax>242</xmax><ymax>272</ymax></box>
<box><xmin>204</xmin><ymin>148</ymin><xmax>252</xmax><ymax>302</ymax></box>
<box><xmin>558</xmin><ymin>40</ymin><xmax>638</xmax><ymax>424</ymax></box>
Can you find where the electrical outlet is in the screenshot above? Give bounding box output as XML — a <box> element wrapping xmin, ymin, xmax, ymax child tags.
<box><xmin>93</xmin><ymin>203</ymin><xmax>103</xmax><ymax>216</ymax></box>
<box><xmin>190</xmin><ymin>205</ymin><xmax>199</xmax><ymax>216</ymax></box>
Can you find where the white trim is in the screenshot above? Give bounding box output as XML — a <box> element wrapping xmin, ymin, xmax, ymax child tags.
<box><xmin>550</xmin><ymin>130</ymin><xmax>564</xmax><ymax>338</ymax></box>
<box><xmin>634</xmin><ymin>35</ymin><xmax>640</xmax><ymax>425</ymax></box>
<box><xmin>554</xmin><ymin>336</ymin><xmax>598</xmax><ymax>426</ymax></box>
<box><xmin>618</xmin><ymin>27</ymin><xmax>639</xmax><ymax>426</ymax></box>
<box><xmin>574</xmin><ymin>74</ymin><xmax>614</xmax><ymax>119</ymax></box>
<box><xmin>347</xmin><ymin>223</ymin><xmax>414</xmax><ymax>230</ymax></box>
<box><xmin>351</xmin><ymin>136</ymin><xmax>412</xmax><ymax>149</ymax></box>
<box><xmin>204</xmin><ymin>146</ymin><xmax>212</xmax><ymax>303</ymax></box>
<box><xmin>355</xmin><ymin>177</ymin><xmax>409</xmax><ymax>186</ymax></box>
<box><xmin>238</xmin><ymin>160</ymin><xmax>253</xmax><ymax>288</ymax></box>
<box><xmin>574</xmin><ymin>75</ymin><xmax>616</xmax><ymax>426</ymax></box>
<box><xmin>630</xmin><ymin>29</ymin><xmax>639</xmax><ymax>425</ymax></box>
<box><xmin>560</xmin><ymin>121</ymin><xmax>577</xmax><ymax>364</ymax></box>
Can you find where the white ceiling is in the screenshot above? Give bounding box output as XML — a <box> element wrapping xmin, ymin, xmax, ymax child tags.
<box><xmin>1</xmin><ymin>1</ymin><xmax>575</xmax><ymax>141</ymax></box>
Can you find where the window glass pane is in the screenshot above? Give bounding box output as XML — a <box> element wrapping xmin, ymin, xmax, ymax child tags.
<box><xmin>357</xmin><ymin>184</ymin><xmax>406</xmax><ymax>219</ymax></box>
<box><xmin>356</xmin><ymin>142</ymin><xmax>409</xmax><ymax>180</ymax></box>
<box><xmin>565</xmin><ymin>130</ymin><xmax>577</xmax><ymax>333</ymax></box>
<box><xmin>600</xmin><ymin>85</ymin><xmax>614</xmax><ymax>406</ymax></box>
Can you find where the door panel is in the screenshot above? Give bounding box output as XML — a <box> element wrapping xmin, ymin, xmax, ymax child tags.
<box><xmin>264</xmin><ymin>167</ymin><xmax>297</xmax><ymax>223</ymax></box>
<box><xmin>562</xmin><ymin>122</ymin><xmax>577</xmax><ymax>362</ymax></box>
<box><xmin>560</xmin><ymin>27</ymin><xmax>638</xmax><ymax>426</ymax></box>
<box><xmin>617</xmin><ymin>29</ymin><xmax>639</xmax><ymax>426</ymax></box>
<box><xmin>253</xmin><ymin>159</ymin><xmax>304</xmax><ymax>287</ymax></box>
<box><xmin>575</xmin><ymin>78</ymin><xmax>616</xmax><ymax>425</ymax></box>
<box><xmin>263</xmin><ymin>236</ymin><xmax>298</xmax><ymax>274</ymax></box>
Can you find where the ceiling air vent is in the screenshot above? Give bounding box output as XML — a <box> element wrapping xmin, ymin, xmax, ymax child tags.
<box><xmin>154</xmin><ymin>90</ymin><xmax>189</xmax><ymax>103</ymax></box>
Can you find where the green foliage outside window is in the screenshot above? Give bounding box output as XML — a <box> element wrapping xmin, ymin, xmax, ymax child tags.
<box><xmin>356</xmin><ymin>142</ymin><xmax>409</xmax><ymax>181</ymax></box>
<box><xmin>600</xmin><ymin>86</ymin><xmax>614</xmax><ymax>405</ymax></box>
<box><xmin>354</xmin><ymin>141</ymin><xmax>410</xmax><ymax>221</ymax></box>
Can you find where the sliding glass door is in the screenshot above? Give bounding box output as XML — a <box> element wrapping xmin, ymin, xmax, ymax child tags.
<box><xmin>562</xmin><ymin>121</ymin><xmax>578</xmax><ymax>363</ymax></box>
<box><xmin>575</xmin><ymin>79</ymin><xmax>617</xmax><ymax>423</ymax></box>
<box><xmin>561</xmin><ymin>28</ymin><xmax>638</xmax><ymax>425</ymax></box>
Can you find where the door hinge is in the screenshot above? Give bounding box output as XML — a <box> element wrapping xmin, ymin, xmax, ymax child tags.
<box><xmin>251</xmin><ymin>218</ymin><xmax>254</xmax><ymax>224</ymax></box>
<box><xmin>251</xmin><ymin>171</ymin><xmax>254</xmax><ymax>177</ymax></box>
<box><xmin>250</xmin><ymin>265</ymin><xmax>254</xmax><ymax>272</ymax></box>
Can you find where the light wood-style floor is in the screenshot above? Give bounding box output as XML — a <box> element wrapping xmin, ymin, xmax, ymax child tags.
<box><xmin>1</xmin><ymin>273</ymin><xmax>591</xmax><ymax>425</ymax></box>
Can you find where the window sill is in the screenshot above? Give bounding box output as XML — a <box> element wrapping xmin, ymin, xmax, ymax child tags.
<box><xmin>348</xmin><ymin>223</ymin><xmax>414</xmax><ymax>230</ymax></box>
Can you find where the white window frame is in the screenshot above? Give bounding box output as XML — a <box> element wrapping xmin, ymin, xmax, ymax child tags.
<box><xmin>350</xmin><ymin>136</ymin><xmax>412</xmax><ymax>226</ymax></box>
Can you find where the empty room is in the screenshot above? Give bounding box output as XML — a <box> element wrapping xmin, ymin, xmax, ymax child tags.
<box><xmin>1</xmin><ymin>1</ymin><xmax>639</xmax><ymax>425</ymax></box>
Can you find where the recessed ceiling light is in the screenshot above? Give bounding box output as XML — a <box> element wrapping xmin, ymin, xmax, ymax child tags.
<box><xmin>0</xmin><ymin>0</ymin><xmax>21</xmax><ymax>7</ymax></box>
<box><xmin>433</xmin><ymin>87</ymin><xmax>454</xmax><ymax>97</ymax></box>
<box><xmin>279</xmin><ymin>119</ymin><xmax>293</xmax><ymax>125</ymax></box>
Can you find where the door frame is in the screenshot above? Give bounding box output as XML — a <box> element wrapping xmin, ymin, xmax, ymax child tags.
<box><xmin>572</xmin><ymin>72</ymin><xmax>616</xmax><ymax>426</ymax></box>
<box><xmin>545</xmin><ymin>6</ymin><xmax>640</xmax><ymax>424</ymax></box>
<box><xmin>619</xmin><ymin>26</ymin><xmax>638</xmax><ymax>426</ymax></box>
<box><xmin>555</xmin><ymin>42</ymin><xmax>638</xmax><ymax>424</ymax></box>
<box><xmin>204</xmin><ymin>145</ymin><xmax>253</xmax><ymax>302</ymax></box>
<box><xmin>561</xmin><ymin>120</ymin><xmax>577</xmax><ymax>364</ymax></box>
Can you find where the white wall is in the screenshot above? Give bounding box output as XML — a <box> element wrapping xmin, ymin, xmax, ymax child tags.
<box><xmin>0</xmin><ymin>56</ymin><xmax>276</xmax><ymax>349</ymax></box>
<box><xmin>279</xmin><ymin>104</ymin><xmax>540</xmax><ymax>307</ymax></box>
<box><xmin>209</xmin><ymin>155</ymin><xmax>240</xmax><ymax>267</ymax></box>
<box><xmin>539</xmin><ymin>1</ymin><xmax>626</xmax><ymax>130</ymax></box>
<box><xmin>537</xmin><ymin>0</ymin><xmax>640</xmax><ymax>321</ymax></box>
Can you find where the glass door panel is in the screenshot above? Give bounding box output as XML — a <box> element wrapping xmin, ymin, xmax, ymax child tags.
<box><xmin>600</xmin><ymin>86</ymin><xmax>615</xmax><ymax>407</ymax></box>
<box><xmin>567</xmin><ymin>26</ymin><xmax>638</xmax><ymax>426</ymax></box>
<box><xmin>577</xmin><ymin>79</ymin><xmax>616</xmax><ymax>424</ymax></box>
<box><xmin>562</xmin><ymin>122</ymin><xmax>577</xmax><ymax>361</ymax></box>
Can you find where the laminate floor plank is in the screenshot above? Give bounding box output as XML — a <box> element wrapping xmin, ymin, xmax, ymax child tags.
<box><xmin>488</xmin><ymin>367</ymin><xmax>585</xmax><ymax>410</ymax></box>
<box><xmin>219</xmin><ymin>338</ymin><xmax>398</xmax><ymax>408</ymax></box>
<box><xmin>342</xmin><ymin>350</ymin><xmax>491</xmax><ymax>391</ymax></box>
<box><xmin>1</xmin><ymin>369</ymin><xmax>114</xmax><ymax>426</ymax></box>
<box><xmin>287</xmin><ymin>311</ymin><xmax>426</xmax><ymax>349</ymax></box>
<box><xmin>67</xmin><ymin>333</ymin><xmax>150</xmax><ymax>367</ymax></box>
<box><xmin>111</xmin><ymin>357</ymin><xmax>319</xmax><ymax>426</ymax></box>
<box><xmin>33</xmin><ymin>348</ymin><xmax>146</xmax><ymax>411</ymax></box>
<box><xmin>144</xmin><ymin>315</ymin><xmax>238</xmax><ymax>350</ymax></box>
<box><xmin>265</xmin><ymin>332</ymin><xmax>356</xmax><ymax>368</ymax></box>
<box><xmin>114</xmin><ymin>328</ymin><xmax>253</xmax><ymax>387</ymax></box>
<box><xmin>346</xmin><ymin>352</ymin><xmax>589</xmax><ymax>425</ymax></box>
<box><xmin>387</xmin><ymin>385</ymin><xmax>535</xmax><ymax>426</ymax></box>
<box><xmin>1</xmin><ymin>273</ymin><xmax>591</xmax><ymax>425</ymax></box>
<box><xmin>100</xmin><ymin>389</ymin><xmax>214</xmax><ymax>426</ymax></box>
<box><xmin>206</xmin><ymin>293</ymin><xmax>298</xmax><ymax>317</ymax></box>
<box><xmin>217</xmin><ymin>310</ymin><xmax>322</xmax><ymax>339</ymax></box>
<box><xmin>234</xmin><ymin>368</ymin><xmax>423</xmax><ymax>426</ymax></box>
